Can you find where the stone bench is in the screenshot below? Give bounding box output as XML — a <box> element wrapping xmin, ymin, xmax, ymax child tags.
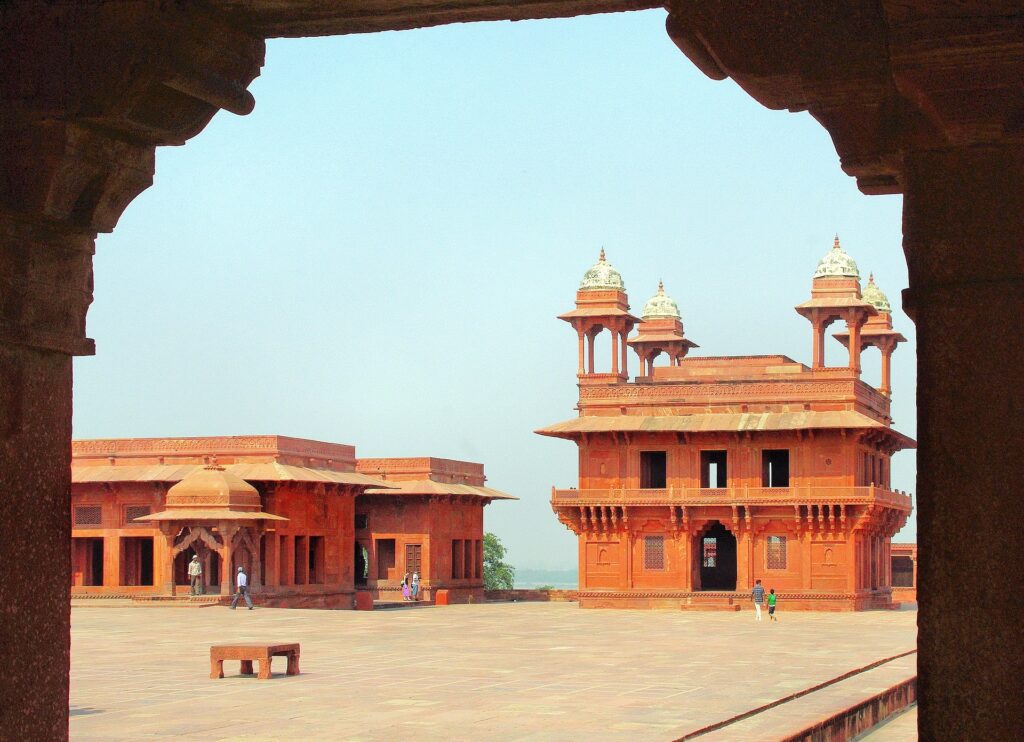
<box><xmin>210</xmin><ymin>642</ymin><xmax>300</xmax><ymax>680</ymax></box>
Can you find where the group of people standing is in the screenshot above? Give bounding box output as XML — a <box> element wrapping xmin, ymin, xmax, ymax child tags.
<box><xmin>751</xmin><ymin>580</ymin><xmax>778</xmax><ymax>622</ymax></box>
<box><xmin>401</xmin><ymin>571</ymin><xmax>420</xmax><ymax>601</ymax></box>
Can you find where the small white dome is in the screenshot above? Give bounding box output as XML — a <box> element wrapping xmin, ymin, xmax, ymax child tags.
<box><xmin>813</xmin><ymin>235</ymin><xmax>860</xmax><ymax>279</ymax></box>
<box><xmin>862</xmin><ymin>273</ymin><xmax>892</xmax><ymax>313</ymax></box>
<box><xmin>641</xmin><ymin>281</ymin><xmax>681</xmax><ymax>320</ymax></box>
<box><xmin>579</xmin><ymin>248</ymin><xmax>626</xmax><ymax>291</ymax></box>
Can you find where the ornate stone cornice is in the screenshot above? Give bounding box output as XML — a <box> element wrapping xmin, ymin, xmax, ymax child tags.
<box><xmin>0</xmin><ymin>2</ymin><xmax>264</xmax><ymax>357</ymax></box>
<box><xmin>665</xmin><ymin>1</ymin><xmax>1024</xmax><ymax>195</ymax></box>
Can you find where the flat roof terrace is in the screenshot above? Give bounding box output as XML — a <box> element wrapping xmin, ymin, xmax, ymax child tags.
<box><xmin>70</xmin><ymin>603</ymin><xmax>916</xmax><ymax>740</ymax></box>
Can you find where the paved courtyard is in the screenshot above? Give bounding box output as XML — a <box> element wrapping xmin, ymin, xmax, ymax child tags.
<box><xmin>70</xmin><ymin>603</ymin><xmax>917</xmax><ymax>740</ymax></box>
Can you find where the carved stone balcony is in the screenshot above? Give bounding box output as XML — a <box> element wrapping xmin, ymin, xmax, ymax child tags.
<box><xmin>550</xmin><ymin>485</ymin><xmax>912</xmax><ymax>510</ymax></box>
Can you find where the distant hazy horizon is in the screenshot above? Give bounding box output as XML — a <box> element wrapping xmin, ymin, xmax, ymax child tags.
<box><xmin>74</xmin><ymin>10</ymin><xmax>916</xmax><ymax>570</ymax></box>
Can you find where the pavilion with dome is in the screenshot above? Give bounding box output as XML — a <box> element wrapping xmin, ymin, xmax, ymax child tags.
<box><xmin>538</xmin><ymin>239</ymin><xmax>914</xmax><ymax>610</ymax></box>
<box><xmin>69</xmin><ymin>435</ymin><xmax>514</xmax><ymax>606</ymax></box>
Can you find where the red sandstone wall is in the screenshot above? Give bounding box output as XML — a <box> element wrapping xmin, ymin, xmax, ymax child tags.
<box><xmin>485</xmin><ymin>589</ymin><xmax>578</xmax><ymax>602</ymax></box>
<box><xmin>71</xmin><ymin>483</ymin><xmax>169</xmax><ymax>594</ymax></box>
<box><xmin>578</xmin><ymin>430</ymin><xmax>890</xmax><ymax>490</ymax></box>
<box><xmin>264</xmin><ymin>484</ymin><xmax>355</xmax><ymax>595</ymax></box>
<box><xmin>356</xmin><ymin>495</ymin><xmax>485</xmax><ymax>599</ymax></box>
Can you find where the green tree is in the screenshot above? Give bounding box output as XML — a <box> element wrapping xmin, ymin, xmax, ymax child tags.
<box><xmin>483</xmin><ymin>532</ymin><xmax>515</xmax><ymax>590</ymax></box>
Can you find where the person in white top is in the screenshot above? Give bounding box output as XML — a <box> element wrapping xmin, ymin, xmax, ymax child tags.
<box><xmin>187</xmin><ymin>554</ymin><xmax>203</xmax><ymax>595</ymax></box>
<box><xmin>230</xmin><ymin>566</ymin><xmax>254</xmax><ymax>610</ymax></box>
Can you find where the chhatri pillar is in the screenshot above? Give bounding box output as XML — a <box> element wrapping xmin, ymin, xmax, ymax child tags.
<box><xmin>627</xmin><ymin>281</ymin><xmax>698</xmax><ymax>375</ymax></box>
<box><xmin>795</xmin><ymin>236</ymin><xmax>877</xmax><ymax>373</ymax></box>
<box><xmin>558</xmin><ymin>250</ymin><xmax>638</xmax><ymax>382</ymax></box>
<box><xmin>834</xmin><ymin>275</ymin><xmax>906</xmax><ymax>398</ymax></box>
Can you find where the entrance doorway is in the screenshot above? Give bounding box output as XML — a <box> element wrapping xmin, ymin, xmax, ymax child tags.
<box><xmin>174</xmin><ymin>548</ymin><xmax>221</xmax><ymax>592</ymax></box>
<box><xmin>355</xmin><ymin>542</ymin><xmax>368</xmax><ymax>586</ymax></box>
<box><xmin>697</xmin><ymin>522</ymin><xmax>737</xmax><ymax>590</ymax></box>
<box><xmin>120</xmin><ymin>537</ymin><xmax>154</xmax><ymax>586</ymax></box>
<box><xmin>72</xmin><ymin>537</ymin><xmax>105</xmax><ymax>586</ymax></box>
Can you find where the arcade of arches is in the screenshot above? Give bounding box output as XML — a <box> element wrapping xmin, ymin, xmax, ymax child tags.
<box><xmin>0</xmin><ymin>1</ymin><xmax>1020</xmax><ymax>739</ymax></box>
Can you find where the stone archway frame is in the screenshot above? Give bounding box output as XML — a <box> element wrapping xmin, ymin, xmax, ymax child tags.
<box><xmin>1</xmin><ymin>3</ymin><xmax>1022</xmax><ymax>740</ymax></box>
<box><xmin>172</xmin><ymin>525</ymin><xmax>224</xmax><ymax>557</ymax></box>
<box><xmin>231</xmin><ymin>525</ymin><xmax>262</xmax><ymax>588</ymax></box>
<box><xmin>692</xmin><ymin>519</ymin><xmax>738</xmax><ymax>592</ymax></box>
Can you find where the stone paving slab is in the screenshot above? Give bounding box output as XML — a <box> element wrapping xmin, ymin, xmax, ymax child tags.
<box><xmin>70</xmin><ymin>603</ymin><xmax>916</xmax><ymax>741</ymax></box>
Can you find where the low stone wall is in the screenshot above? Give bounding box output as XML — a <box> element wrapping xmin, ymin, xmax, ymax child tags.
<box><xmin>780</xmin><ymin>676</ymin><xmax>917</xmax><ymax>741</ymax></box>
<box><xmin>485</xmin><ymin>589</ymin><xmax>578</xmax><ymax>602</ymax></box>
<box><xmin>891</xmin><ymin>587</ymin><xmax>917</xmax><ymax>604</ymax></box>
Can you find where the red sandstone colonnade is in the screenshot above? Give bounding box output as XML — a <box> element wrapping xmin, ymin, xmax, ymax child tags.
<box><xmin>0</xmin><ymin>2</ymin><xmax>1020</xmax><ymax>739</ymax></box>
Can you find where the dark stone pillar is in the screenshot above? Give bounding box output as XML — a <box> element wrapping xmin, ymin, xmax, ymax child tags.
<box><xmin>903</xmin><ymin>145</ymin><xmax>1024</xmax><ymax>740</ymax></box>
<box><xmin>0</xmin><ymin>217</ymin><xmax>95</xmax><ymax>740</ymax></box>
<box><xmin>0</xmin><ymin>4</ymin><xmax>263</xmax><ymax>737</ymax></box>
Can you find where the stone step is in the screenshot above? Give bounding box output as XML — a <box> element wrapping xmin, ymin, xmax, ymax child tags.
<box><xmin>685</xmin><ymin>653</ymin><xmax>916</xmax><ymax>741</ymax></box>
<box><xmin>372</xmin><ymin>600</ymin><xmax>434</xmax><ymax>610</ymax></box>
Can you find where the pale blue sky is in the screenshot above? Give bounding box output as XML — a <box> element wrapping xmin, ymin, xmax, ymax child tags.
<box><xmin>73</xmin><ymin>10</ymin><xmax>916</xmax><ymax>570</ymax></box>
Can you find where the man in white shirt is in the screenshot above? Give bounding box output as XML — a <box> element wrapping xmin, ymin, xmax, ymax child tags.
<box><xmin>187</xmin><ymin>554</ymin><xmax>203</xmax><ymax>595</ymax></box>
<box><xmin>230</xmin><ymin>566</ymin><xmax>254</xmax><ymax>610</ymax></box>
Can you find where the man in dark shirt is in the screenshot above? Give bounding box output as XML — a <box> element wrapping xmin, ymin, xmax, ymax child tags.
<box><xmin>752</xmin><ymin>579</ymin><xmax>765</xmax><ymax>621</ymax></box>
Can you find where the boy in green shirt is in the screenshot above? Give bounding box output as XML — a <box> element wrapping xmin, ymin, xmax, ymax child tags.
<box><xmin>768</xmin><ymin>588</ymin><xmax>778</xmax><ymax>621</ymax></box>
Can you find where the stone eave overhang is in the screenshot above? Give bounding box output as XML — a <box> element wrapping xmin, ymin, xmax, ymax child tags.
<box><xmin>536</xmin><ymin>411</ymin><xmax>916</xmax><ymax>450</ymax></box>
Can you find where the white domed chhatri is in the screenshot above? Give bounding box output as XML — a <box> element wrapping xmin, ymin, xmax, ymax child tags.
<box><xmin>813</xmin><ymin>235</ymin><xmax>860</xmax><ymax>279</ymax></box>
<box><xmin>579</xmin><ymin>248</ymin><xmax>626</xmax><ymax>291</ymax></box>
<box><xmin>862</xmin><ymin>273</ymin><xmax>892</xmax><ymax>313</ymax></box>
<box><xmin>641</xmin><ymin>281</ymin><xmax>681</xmax><ymax>320</ymax></box>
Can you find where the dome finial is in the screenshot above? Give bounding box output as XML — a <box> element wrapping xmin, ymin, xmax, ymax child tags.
<box><xmin>813</xmin><ymin>234</ymin><xmax>860</xmax><ymax>279</ymax></box>
<box><xmin>642</xmin><ymin>281</ymin><xmax>681</xmax><ymax>320</ymax></box>
<box><xmin>579</xmin><ymin>249</ymin><xmax>625</xmax><ymax>291</ymax></box>
<box><xmin>862</xmin><ymin>272</ymin><xmax>891</xmax><ymax>312</ymax></box>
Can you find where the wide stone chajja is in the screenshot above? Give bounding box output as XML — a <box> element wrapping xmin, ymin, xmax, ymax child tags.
<box><xmin>1</xmin><ymin>1</ymin><xmax>1021</xmax><ymax>739</ymax></box>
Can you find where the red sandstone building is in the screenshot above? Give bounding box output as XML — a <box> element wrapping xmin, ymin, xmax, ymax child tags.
<box><xmin>890</xmin><ymin>543</ymin><xmax>917</xmax><ymax>604</ymax></box>
<box><xmin>70</xmin><ymin>436</ymin><xmax>513</xmax><ymax>607</ymax></box>
<box><xmin>539</xmin><ymin>243</ymin><xmax>914</xmax><ymax>610</ymax></box>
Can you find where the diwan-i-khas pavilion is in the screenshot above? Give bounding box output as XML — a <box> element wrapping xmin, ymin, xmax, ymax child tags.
<box><xmin>70</xmin><ymin>435</ymin><xmax>513</xmax><ymax>607</ymax></box>
<box><xmin>539</xmin><ymin>241</ymin><xmax>914</xmax><ymax>610</ymax></box>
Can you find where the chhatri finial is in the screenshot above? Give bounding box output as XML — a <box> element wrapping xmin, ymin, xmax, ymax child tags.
<box><xmin>833</xmin><ymin>234</ymin><xmax>841</xmax><ymax>250</ymax></box>
<box><xmin>868</xmin><ymin>272</ymin><xmax>875</xmax><ymax>284</ymax></box>
<box><xmin>657</xmin><ymin>279</ymin><xmax>665</xmax><ymax>294</ymax></box>
<box><xmin>599</xmin><ymin>247</ymin><xmax>606</xmax><ymax>262</ymax></box>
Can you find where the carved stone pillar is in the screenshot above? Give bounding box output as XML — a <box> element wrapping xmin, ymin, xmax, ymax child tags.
<box><xmin>878</xmin><ymin>339</ymin><xmax>896</xmax><ymax>397</ymax></box>
<box><xmin>903</xmin><ymin>144</ymin><xmax>1024</xmax><ymax>739</ymax></box>
<box><xmin>0</xmin><ymin>213</ymin><xmax>97</xmax><ymax>742</ymax></box>
<box><xmin>844</xmin><ymin>310</ymin><xmax>865</xmax><ymax>373</ymax></box>
<box><xmin>0</xmin><ymin>4</ymin><xmax>262</xmax><ymax>738</ymax></box>
<box><xmin>812</xmin><ymin>317</ymin><xmax>825</xmax><ymax>369</ymax></box>
<box><xmin>163</xmin><ymin>531</ymin><xmax>179</xmax><ymax>596</ymax></box>
<box><xmin>576</xmin><ymin>327</ymin><xmax>585</xmax><ymax>375</ymax></box>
